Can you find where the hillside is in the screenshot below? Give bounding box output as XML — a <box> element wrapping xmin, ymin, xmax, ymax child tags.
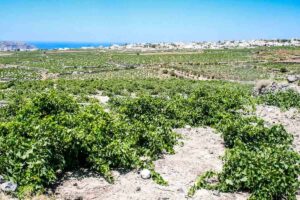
<box><xmin>0</xmin><ymin>41</ymin><xmax>36</xmax><ymax>51</ymax></box>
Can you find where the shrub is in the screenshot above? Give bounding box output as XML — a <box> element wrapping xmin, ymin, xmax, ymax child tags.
<box><xmin>162</xmin><ymin>69</ymin><xmax>168</xmax><ymax>74</ymax></box>
<box><xmin>218</xmin><ymin>116</ymin><xmax>293</xmax><ymax>148</ymax></box>
<box><xmin>0</xmin><ymin>90</ymin><xmax>178</xmax><ymax>197</ymax></box>
<box><xmin>280</xmin><ymin>67</ymin><xmax>288</xmax><ymax>73</ymax></box>
<box><xmin>218</xmin><ymin>143</ymin><xmax>300</xmax><ymax>199</ymax></box>
<box><xmin>259</xmin><ymin>89</ymin><xmax>300</xmax><ymax>110</ymax></box>
<box><xmin>189</xmin><ymin>143</ymin><xmax>300</xmax><ymax>200</ymax></box>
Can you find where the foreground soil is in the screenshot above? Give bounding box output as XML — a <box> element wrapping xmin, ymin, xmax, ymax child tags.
<box><xmin>53</xmin><ymin>128</ymin><xmax>248</xmax><ymax>200</ymax></box>
<box><xmin>1</xmin><ymin>105</ymin><xmax>299</xmax><ymax>200</ymax></box>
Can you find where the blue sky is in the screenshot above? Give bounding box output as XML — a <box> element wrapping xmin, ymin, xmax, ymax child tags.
<box><xmin>0</xmin><ymin>0</ymin><xmax>299</xmax><ymax>42</ymax></box>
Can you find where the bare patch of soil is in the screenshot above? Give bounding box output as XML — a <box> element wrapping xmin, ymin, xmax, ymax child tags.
<box><xmin>53</xmin><ymin>128</ymin><xmax>249</xmax><ymax>200</ymax></box>
<box><xmin>0</xmin><ymin>53</ymin><xmax>12</xmax><ymax>57</ymax></box>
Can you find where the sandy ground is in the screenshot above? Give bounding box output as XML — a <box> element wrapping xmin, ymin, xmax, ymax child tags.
<box><xmin>53</xmin><ymin>128</ymin><xmax>248</xmax><ymax>200</ymax></box>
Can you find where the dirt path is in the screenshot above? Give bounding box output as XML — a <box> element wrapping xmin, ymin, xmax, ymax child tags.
<box><xmin>53</xmin><ymin>127</ymin><xmax>248</xmax><ymax>200</ymax></box>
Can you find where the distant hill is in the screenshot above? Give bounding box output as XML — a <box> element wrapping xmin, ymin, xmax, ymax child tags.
<box><xmin>0</xmin><ymin>41</ymin><xmax>37</xmax><ymax>51</ymax></box>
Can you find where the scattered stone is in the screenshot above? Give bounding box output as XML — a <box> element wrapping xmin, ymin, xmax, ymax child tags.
<box><xmin>212</xmin><ymin>190</ymin><xmax>221</xmax><ymax>196</ymax></box>
<box><xmin>0</xmin><ymin>181</ymin><xmax>17</xmax><ymax>192</ymax></box>
<box><xmin>287</xmin><ymin>75</ymin><xmax>299</xmax><ymax>83</ymax></box>
<box><xmin>47</xmin><ymin>189</ymin><xmax>54</xmax><ymax>195</ymax></box>
<box><xmin>74</xmin><ymin>196</ymin><xmax>83</xmax><ymax>200</ymax></box>
<box><xmin>136</xmin><ymin>186</ymin><xmax>141</xmax><ymax>192</ymax></box>
<box><xmin>254</xmin><ymin>80</ymin><xmax>272</xmax><ymax>94</ymax></box>
<box><xmin>0</xmin><ymin>176</ymin><xmax>4</xmax><ymax>184</ymax></box>
<box><xmin>112</xmin><ymin>171</ymin><xmax>120</xmax><ymax>180</ymax></box>
<box><xmin>66</xmin><ymin>172</ymin><xmax>73</xmax><ymax>176</ymax></box>
<box><xmin>177</xmin><ymin>188</ymin><xmax>184</xmax><ymax>193</ymax></box>
<box><xmin>253</xmin><ymin>81</ymin><xmax>297</xmax><ymax>95</ymax></box>
<box><xmin>184</xmin><ymin>125</ymin><xmax>192</xmax><ymax>131</ymax></box>
<box><xmin>0</xmin><ymin>100</ymin><xmax>8</xmax><ymax>108</ymax></box>
<box><xmin>139</xmin><ymin>156</ymin><xmax>151</xmax><ymax>162</ymax></box>
<box><xmin>140</xmin><ymin>169</ymin><xmax>151</xmax><ymax>179</ymax></box>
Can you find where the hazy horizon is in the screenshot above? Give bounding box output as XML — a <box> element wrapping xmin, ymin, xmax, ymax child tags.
<box><xmin>1</xmin><ymin>0</ymin><xmax>300</xmax><ymax>43</ymax></box>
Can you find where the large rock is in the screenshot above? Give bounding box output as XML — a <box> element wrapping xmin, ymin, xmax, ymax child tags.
<box><xmin>287</xmin><ymin>75</ymin><xmax>299</xmax><ymax>83</ymax></box>
<box><xmin>0</xmin><ymin>182</ymin><xmax>17</xmax><ymax>192</ymax></box>
<box><xmin>253</xmin><ymin>81</ymin><xmax>289</xmax><ymax>95</ymax></box>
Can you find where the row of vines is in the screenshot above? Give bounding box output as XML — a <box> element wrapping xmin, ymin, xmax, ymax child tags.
<box><xmin>0</xmin><ymin>79</ymin><xmax>299</xmax><ymax>199</ymax></box>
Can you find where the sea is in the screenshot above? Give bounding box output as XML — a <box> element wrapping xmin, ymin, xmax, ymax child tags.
<box><xmin>27</xmin><ymin>42</ymin><xmax>119</xmax><ymax>50</ymax></box>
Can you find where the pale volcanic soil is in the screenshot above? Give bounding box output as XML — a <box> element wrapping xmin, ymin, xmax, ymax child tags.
<box><xmin>53</xmin><ymin>128</ymin><xmax>249</xmax><ymax>200</ymax></box>
<box><xmin>2</xmin><ymin>106</ymin><xmax>299</xmax><ymax>200</ymax></box>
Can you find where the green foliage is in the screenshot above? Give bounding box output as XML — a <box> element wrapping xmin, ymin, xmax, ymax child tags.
<box><xmin>0</xmin><ymin>90</ymin><xmax>178</xmax><ymax>197</ymax></box>
<box><xmin>259</xmin><ymin>89</ymin><xmax>300</xmax><ymax>110</ymax></box>
<box><xmin>190</xmin><ymin>143</ymin><xmax>300</xmax><ymax>199</ymax></box>
<box><xmin>188</xmin><ymin>171</ymin><xmax>217</xmax><ymax>197</ymax></box>
<box><xmin>218</xmin><ymin>143</ymin><xmax>300</xmax><ymax>199</ymax></box>
<box><xmin>111</xmin><ymin>83</ymin><xmax>252</xmax><ymax>128</ymax></box>
<box><xmin>218</xmin><ymin>116</ymin><xmax>293</xmax><ymax>148</ymax></box>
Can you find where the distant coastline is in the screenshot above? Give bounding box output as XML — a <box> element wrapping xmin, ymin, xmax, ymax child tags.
<box><xmin>27</xmin><ymin>42</ymin><xmax>118</xmax><ymax>50</ymax></box>
<box><xmin>1</xmin><ymin>39</ymin><xmax>300</xmax><ymax>51</ymax></box>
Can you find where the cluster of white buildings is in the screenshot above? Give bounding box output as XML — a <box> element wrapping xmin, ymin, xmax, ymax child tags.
<box><xmin>107</xmin><ymin>39</ymin><xmax>300</xmax><ymax>51</ymax></box>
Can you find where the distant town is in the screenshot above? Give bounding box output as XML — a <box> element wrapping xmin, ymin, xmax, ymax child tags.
<box><xmin>1</xmin><ymin>39</ymin><xmax>300</xmax><ymax>51</ymax></box>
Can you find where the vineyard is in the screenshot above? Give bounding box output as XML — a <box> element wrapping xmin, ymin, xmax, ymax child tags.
<box><xmin>0</xmin><ymin>47</ymin><xmax>300</xmax><ymax>199</ymax></box>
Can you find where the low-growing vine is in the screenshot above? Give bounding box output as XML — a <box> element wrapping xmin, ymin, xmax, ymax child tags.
<box><xmin>0</xmin><ymin>79</ymin><xmax>299</xmax><ymax>199</ymax></box>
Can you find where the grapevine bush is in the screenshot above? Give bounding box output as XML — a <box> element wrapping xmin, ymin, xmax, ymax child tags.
<box><xmin>0</xmin><ymin>90</ymin><xmax>178</xmax><ymax>197</ymax></box>
<box><xmin>0</xmin><ymin>78</ymin><xmax>299</xmax><ymax>199</ymax></box>
<box><xmin>259</xmin><ymin>89</ymin><xmax>300</xmax><ymax>110</ymax></box>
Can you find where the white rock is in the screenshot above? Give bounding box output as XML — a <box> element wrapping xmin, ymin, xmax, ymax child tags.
<box><xmin>185</xmin><ymin>125</ymin><xmax>192</xmax><ymax>131</ymax></box>
<box><xmin>287</xmin><ymin>75</ymin><xmax>298</xmax><ymax>83</ymax></box>
<box><xmin>1</xmin><ymin>181</ymin><xmax>17</xmax><ymax>192</ymax></box>
<box><xmin>140</xmin><ymin>169</ymin><xmax>151</xmax><ymax>179</ymax></box>
<box><xmin>98</xmin><ymin>96</ymin><xmax>110</xmax><ymax>104</ymax></box>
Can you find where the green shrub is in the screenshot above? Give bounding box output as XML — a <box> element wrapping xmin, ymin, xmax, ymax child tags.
<box><xmin>0</xmin><ymin>90</ymin><xmax>178</xmax><ymax>197</ymax></box>
<box><xmin>280</xmin><ymin>67</ymin><xmax>288</xmax><ymax>73</ymax></box>
<box><xmin>218</xmin><ymin>116</ymin><xmax>293</xmax><ymax>148</ymax></box>
<box><xmin>218</xmin><ymin>143</ymin><xmax>300</xmax><ymax>199</ymax></box>
<box><xmin>259</xmin><ymin>90</ymin><xmax>300</xmax><ymax>110</ymax></box>
<box><xmin>189</xmin><ymin>143</ymin><xmax>300</xmax><ymax>200</ymax></box>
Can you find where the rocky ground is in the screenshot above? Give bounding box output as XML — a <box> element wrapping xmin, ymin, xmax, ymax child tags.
<box><xmin>256</xmin><ymin>105</ymin><xmax>300</xmax><ymax>153</ymax></box>
<box><xmin>52</xmin><ymin>128</ymin><xmax>248</xmax><ymax>200</ymax></box>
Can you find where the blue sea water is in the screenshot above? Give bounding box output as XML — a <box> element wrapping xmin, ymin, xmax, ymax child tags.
<box><xmin>27</xmin><ymin>42</ymin><xmax>116</xmax><ymax>50</ymax></box>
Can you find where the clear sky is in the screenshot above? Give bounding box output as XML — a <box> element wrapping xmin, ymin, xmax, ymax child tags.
<box><xmin>0</xmin><ymin>0</ymin><xmax>300</xmax><ymax>43</ymax></box>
